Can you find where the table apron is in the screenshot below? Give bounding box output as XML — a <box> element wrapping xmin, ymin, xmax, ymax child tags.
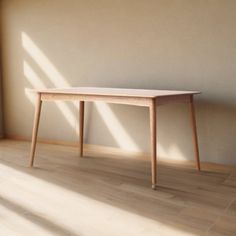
<box><xmin>156</xmin><ymin>94</ymin><xmax>191</xmax><ymax>106</ymax></box>
<box><xmin>40</xmin><ymin>93</ymin><xmax>153</xmax><ymax>107</ymax></box>
<box><xmin>40</xmin><ymin>93</ymin><xmax>192</xmax><ymax>107</ymax></box>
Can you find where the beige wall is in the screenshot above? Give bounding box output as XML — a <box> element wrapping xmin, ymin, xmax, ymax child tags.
<box><xmin>0</xmin><ymin>3</ymin><xmax>3</xmax><ymax>138</ymax></box>
<box><xmin>0</xmin><ymin>67</ymin><xmax>3</xmax><ymax>138</ymax></box>
<box><xmin>0</xmin><ymin>68</ymin><xmax>3</xmax><ymax>138</ymax></box>
<box><xmin>1</xmin><ymin>0</ymin><xmax>236</xmax><ymax>164</ymax></box>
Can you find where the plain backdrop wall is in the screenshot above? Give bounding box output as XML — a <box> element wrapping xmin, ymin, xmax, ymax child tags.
<box><xmin>0</xmin><ymin>10</ymin><xmax>3</xmax><ymax>138</ymax></box>
<box><xmin>0</xmin><ymin>67</ymin><xmax>3</xmax><ymax>138</ymax></box>
<box><xmin>1</xmin><ymin>0</ymin><xmax>236</xmax><ymax>164</ymax></box>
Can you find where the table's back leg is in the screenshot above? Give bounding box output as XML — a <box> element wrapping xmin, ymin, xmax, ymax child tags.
<box><xmin>149</xmin><ymin>99</ymin><xmax>157</xmax><ymax>189</ymax></box>
<box><xmin>79</xmin><ymin>101</ymin><xmax>85</xmax><ymax>157</ymax></box>
<box><xmin>190</xmin><ymin>95</ymin><xmax>201</xmax><ymax>171</ymax></box>
<box><xmin>29</xmin><ymin>93</ymin><xmax>42</xmax><ymax>167</ymax></box>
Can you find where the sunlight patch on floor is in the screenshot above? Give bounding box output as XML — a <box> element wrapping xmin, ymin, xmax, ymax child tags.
<box><xmin>0</xmin><ymin>162</ymin><xmax>197</xmax><ymax>236</ymax></box>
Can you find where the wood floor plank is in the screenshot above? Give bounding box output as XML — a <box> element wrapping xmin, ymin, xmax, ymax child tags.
<box><xmin>0</xmin><ymin>139</ymin><xmax>235</xmax><ymax>236</ymax></box>
<box><xmin>225</xmin><ymin>199</ymin><xmax>236</xmax><ymax>218</ymax></box>
<box><xmin>207</xmin><ymin>215</ymin><xmax>236</xmax><ymax>236</ymax></box>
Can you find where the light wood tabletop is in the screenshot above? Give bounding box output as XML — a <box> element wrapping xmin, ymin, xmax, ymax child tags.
<box><xmin>29</xmin><ymin>87</ymin><xmax>201</xmax><ymax>189</ymax></box>
<box><xmin>37</xmin><ymin>87</ymin><xmax>200</xmax><ymax>97</ymax></box>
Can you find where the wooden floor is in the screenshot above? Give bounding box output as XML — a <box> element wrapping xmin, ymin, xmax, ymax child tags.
<box><xmin>0</xmin><ymin>140</ymin><xmax>236</xmax><ymax>236</ymax></box>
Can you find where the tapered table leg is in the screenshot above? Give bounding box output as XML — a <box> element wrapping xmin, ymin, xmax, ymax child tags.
<box><xmin>29</xmin><ymin>93</ymin><xmax>42</xmax><ymax>167</ymax></box>
<box><xmin>190</xmin><ymin>95</ymin><xmax>201</xmax><ymax>171</ymax></box>
<box><xmin>79</xmin><ymin>101</ymin><xmax>84</xmax><ymax>157</ymax></box>
<box><xmin>149</xmin><ymin>99</ymin><xmax>157</xmax><ymax>190</ymax></box>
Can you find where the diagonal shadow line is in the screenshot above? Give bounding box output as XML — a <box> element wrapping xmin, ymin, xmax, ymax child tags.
<box><xmin>21</xmin><ymin>32</ymin><xmax>142</xmax><ymax>148</ymax></box>
<box><xmin>23</xmin><ymin>56</ymin><xmax>92</xmax><ymax>141</ymax></box>
<box><xmin>0</xmin><ymin>195</ymin><xmax>80</xmax><ymax>236</ymax></box>
<box><xmin>22</xmin><ymin>44</ymin><xmax>139</xmax><ymax>149</ymax></box>
<box><xmin>23</xmin><ymin>58</ymin><xmax>78</xmax><ymax>128</ymax></box>
<box><xmin>0</xmin><ymin>140</ymin><xmax>232</xmax><ymax>236</ymax></box>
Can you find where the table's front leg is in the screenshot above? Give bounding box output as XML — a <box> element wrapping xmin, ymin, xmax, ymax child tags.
<box><xmin>189</xmin><ymin>95</ymin><xmax>201</xmax><ymax>170</ymax></box>
<box><xmin>79</xmin><ymin>101</ymin><xmax>85</xmax><ymax>157</ymax></box>
<box><xmin>149</xmin><ymin>98</ymin><xmax>157</xmax><ymax>190</ymax></box>
<box><xmin>29</xmin><ymin>93</ymin><xmax>42</xmax><ymax>167</ymax></box>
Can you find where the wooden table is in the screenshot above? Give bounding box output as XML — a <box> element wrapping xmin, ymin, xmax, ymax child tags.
<box><xmin>29</xmin><ymin>87</ymin><xmax>201</xmax><ymax>189</ymax></box>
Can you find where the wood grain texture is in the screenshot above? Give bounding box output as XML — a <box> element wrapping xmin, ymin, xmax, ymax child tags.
<box><xmin>79</xmin><ymin>101</ymin><xmax>84</xmax><ymax>157</ymax></box>
<box><xmin>41</xmin><ymin>93</ymin><xmax>152</xmax><ymax>107</ymax></box>
<box><xmin>0</xmin><ymin>140</ymin><xmax>236</xmax><ymax>236</ymax></box>
<box><xmin>149</xmin><ymin>99</ymin><xmax>157</xmax><ymax>189</ymax></box>
<box><xmin>37</xmin><ymin>87</ymin><xmax>200</xmax><ymax>98</ymax></box>
<box><xmin>29</xmin><ymin>87</ymin><xmax>201</xmax><ymax>189</ymax></box>
<box><xmin>29</xmin><ymin>93</ymin><xmax>42</xmax><ymax>167</ymax></box>
<box><xmin>190</xmin><ymin>95</ymin><xmax>201</xmax><ymax>171</ymax></box>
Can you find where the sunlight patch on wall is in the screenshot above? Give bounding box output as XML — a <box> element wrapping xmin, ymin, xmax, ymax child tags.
<box><xmin>94</xmin><ymin>102</ymin><xmax>140</xmax><ymax>151</ymax></box>
<box><xmin>22</xmin><ymin>32</ymin><xmax>70</xmax><ymax>88</ymax></box>
<box><xmin>22</xmin><ymin>31</ymin><xmax>79</xmax><ymax>133</ymax></box>
<box><xmin>23</xmin><ymin>60</ymin><xmax>75</xmax><ymax>127</ymax></box>
<box><xmin>24</xmin><ymin>61</ymin><xmax>45</xmax><ymax>88</ymax></box>
<box><xmin>22</xmin><ymin>32</ymin><xmax>139</xmax><ymax>150</ymax></box>
<box><xmin>168</xmin><ymin>144</ymin><xmax>187</xmax><ymax>160</ymax></box>
<box><xmin>158</xmin><ymin>143</ymin><xmax>186</xmax><ymax>161</ymax></box>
